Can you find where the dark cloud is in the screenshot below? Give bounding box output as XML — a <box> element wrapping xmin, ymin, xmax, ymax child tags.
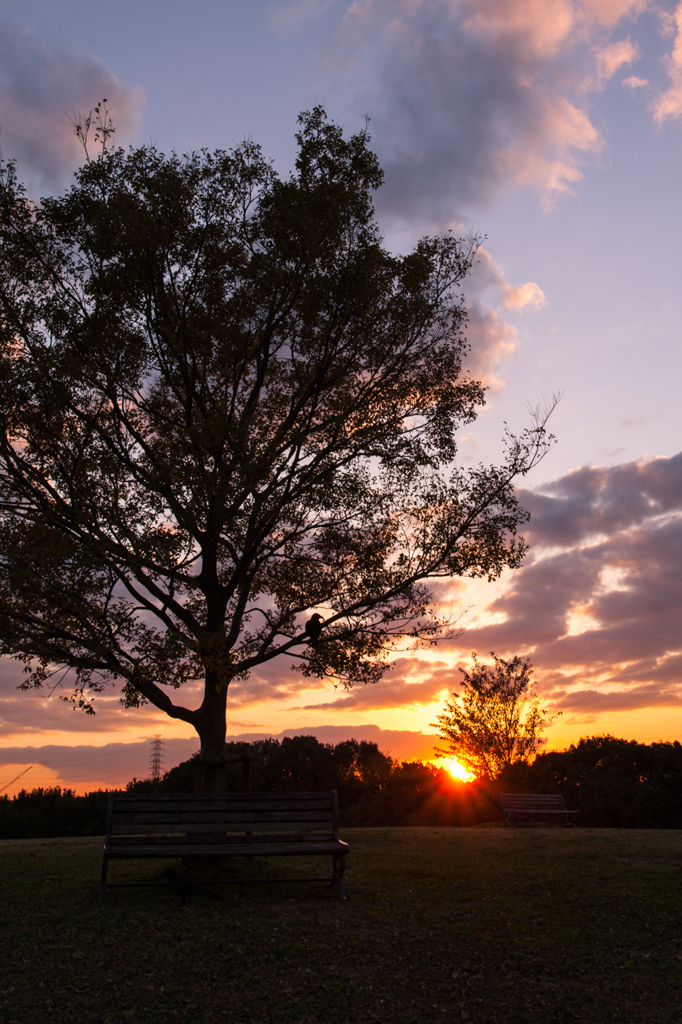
<box><xmin>553</xmin><ymin>684</ymin><xmax>682</xmax><ymax>713</ymax></box>
<box><xmin>460</xmin><ymin>452</ymin><xmax>682</xmax><ymax>710</ymax></box>
<box><xmin>0</xmin><ymin>739</ymin><xmax>197</xmax><ymax>790</ymax></box>
<box><xmin>518</xmin><ymin>453</ymin><xmax>682</xmax><ymax>548</ymax></box>
<box><xmin>0</xmin><ymin>21</ymin><xmax>143</xmax><ymax>192</ymax></box>
<box><xmin>226</xmin><ymin>723</ymin><xmax>442</xmax><ymax>761</ymax></box>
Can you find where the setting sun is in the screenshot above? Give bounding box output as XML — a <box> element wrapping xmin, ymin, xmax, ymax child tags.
<box><xmin>439</xmin><ymin>758</ymin><xmax>474</xmax><ymax>782</ymax></box>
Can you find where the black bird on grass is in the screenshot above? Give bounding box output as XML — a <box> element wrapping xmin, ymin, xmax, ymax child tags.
<box><xmin>160</xmin><ymin>868</ymin><xmax>224</xmax><ymax>906</ymax></box>
<box><xmin>305</xmin><ymin>613</ymin><xmax>324</xmax><ymax>648</ymax></box>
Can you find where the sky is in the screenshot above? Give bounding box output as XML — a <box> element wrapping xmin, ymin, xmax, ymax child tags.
<box><xmin>1</xmin><ymin>0</ymin><xmax>682</xmax><ymax>795</ymax></box>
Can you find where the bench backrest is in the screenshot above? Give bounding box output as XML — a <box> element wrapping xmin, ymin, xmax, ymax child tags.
<box><xmin>105</xmin><ymin>791</ymin><xmax>340</xmax><ymax>844</ymax></box>
<box><xmin>500</xmin><ymin>793</ymin><xmax>567</xmax><ymax>812</ymax></box>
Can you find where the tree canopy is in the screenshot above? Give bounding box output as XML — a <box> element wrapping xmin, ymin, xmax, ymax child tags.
<box><xmin>432</xmin><ymin>652</ymin><xmax>557</xmax><ymax>779</ymax></box>
<box><xmin>0</xmin><ymin>108</ymin><xmax>553</xmax><ymax>791</ymax></box>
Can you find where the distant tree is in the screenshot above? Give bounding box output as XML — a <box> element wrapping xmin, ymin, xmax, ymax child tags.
<box><xmin>0</xmin><ymin>106</ymin><xmax>554</xmax><ymax>793</ymax></box>
<box><xmin>432</xmin><ymin>653</ymin><xmax>557</xmax><ymax>780</ymax></box>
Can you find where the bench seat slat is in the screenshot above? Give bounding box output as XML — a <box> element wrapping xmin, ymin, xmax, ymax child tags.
<box><xmin>110</xmin><ymin>831</ymin><xmax>337</xmax><ymax>845</ymax></box>
<box><xmin>110</xmin><ymin>820</ymin><xmax>338</xmax><ymax>835</ymax></box>
<box><xmin>108</xmin><ymin>840</ymin><xmax>348</xmax><ymax>858</ymax></box>
<box><xmin>113</xmin><ymin>796</ymin><xmax>333</xmax><ymax>811</ymax></box>
<box><xmin>111</xmin><ymin>809</ymin><xmax>334</xmax><ymax>825</ymax></box>
<box><xmin>502</xmin><ymin>809</ymin><xmax>578</xmax><ymax>815</ymax></box>
<box><xmin>113</xmin><ymin>791</ymin><xmax>332</xmax><ymax>799</ymax></box>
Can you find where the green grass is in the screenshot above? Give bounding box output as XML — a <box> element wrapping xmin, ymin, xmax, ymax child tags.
<box><xmin>1</xmin><ymin>826</ymin><xmax>682</xmax><ymax>1023</ymax></box>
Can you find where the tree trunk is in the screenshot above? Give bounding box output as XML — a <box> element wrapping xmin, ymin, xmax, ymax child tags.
<box><xmin>193</xmin><ymin>670</ymin><xmax>229</xmax><ymax>795</ymax></box>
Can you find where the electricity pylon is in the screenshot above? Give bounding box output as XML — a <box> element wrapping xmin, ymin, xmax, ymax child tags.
<box><xmin>149</xmin><ymin>735</ymin><xmax>164</xmax><ymax>783</ymax></box>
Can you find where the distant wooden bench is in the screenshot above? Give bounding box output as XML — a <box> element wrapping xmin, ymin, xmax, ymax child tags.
<box><xmin>100</xmin><ymin>791</ymin><xmax>349</xmax><ymax>905</ymax></box>
<box><xmin>501</xmin><ymin>793</ymin><xmax>578</xmax><ymax>827</ymax></box>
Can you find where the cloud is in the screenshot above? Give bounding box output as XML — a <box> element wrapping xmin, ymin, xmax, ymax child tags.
<box><xmin>299</xmin><ymin>657</ymin><xmax>455</xmax><ymax>710</ymax></box>
<box><xmin>463</xmin><ymin>301</ymin><xmax>518</xmax><ymax>387</ymax></box>
<box><xmin>518</xmin><ymin>452</ymin><xmax>682</xmax><ymax>548</ymax></box>
<box><xmin>457</xmin><ymin>245</ymin><xmax>546</xmax><ymax>385</ymax></box>
<box><xmin>0</xmin><ymin>653</ymin><xmax>207</xmax><ymax>738</ymax></box>
<box><xmin>268</xmin><ymin>0</ymin><xmax>336</xmax><ymax>31</ymax></box>
<box><xmin>553</xmin><ymin>683</ymin><xmax>682</xmax><ymax>712</ymax></box>
<box><xmin>653</xmin><ymin>1</ymin><xmax>682</xmax><ymax>122</ymax></box>
<box><xmin>316</xmin><ymin>0</ymin><xmax>682</xmax><ymax>222</ymax></box>
<box><xmin>0</xmin><ymin>21</ymin><xmax>144</xmax><ymax>192</ymax></box>
<box><xmin>595</xmin><ymin>37</ymin><xmax>639</xmax><ymax>84</ymax></box>
<box><xmin>0</xmin><ymin>739</ymin><xmax>198</xmax><ymax>790</ymax></box>
<box><xmin>454</xmin><ymin>452</ymin><xmax>682</xmax><ymax>712</ymax></box>
<box><xmin>582</xmin><ymin>0</ymin><xmax>649</xmax><ymax>26</ymax></box>
<box><xmin>320</xmin><ymin>0</ymin><xmax>653</xmax><ymax>223</ymax></box>
<box><xmin>4</xmin><ymin>454</ymin><xmax>682</xmax><ymax>745</ymax></box>
<box><xmin>620</xmin><ymin>415</ymin><xmax>655</xmax><ymax>426</ymax></box>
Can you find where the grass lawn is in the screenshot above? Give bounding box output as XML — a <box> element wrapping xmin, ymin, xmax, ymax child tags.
<box><xmin>1</xmin><ymin>825</ymin><xmax>681</xmax><ymax>1023</ymax></box>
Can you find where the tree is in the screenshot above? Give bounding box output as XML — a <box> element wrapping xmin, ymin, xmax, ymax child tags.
<box><xmin>0</xmin><ymin>108</ymin><xmax>554</xmax><ymax>792</ymax></box>
<box><xmin>432</xmin><ymin>653</ymin><xmax>557</xmax><ymax>779</ymax></box>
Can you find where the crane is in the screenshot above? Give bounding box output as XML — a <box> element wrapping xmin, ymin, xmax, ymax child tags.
<box><xmin>0</xmin><ymin>765</ymin><xmax>33</xmax><ymax>794</ymax></box>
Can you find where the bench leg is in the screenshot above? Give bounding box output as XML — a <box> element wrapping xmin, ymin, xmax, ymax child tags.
<box><xmin>332</xmin><ymin>854</ymin><xmax>346</xmax><ymax>900</ymax></box>
<box><xmin>99</xmin><ymin>855</ymin><xmax>109</xmax><ymax>907</ymax></box>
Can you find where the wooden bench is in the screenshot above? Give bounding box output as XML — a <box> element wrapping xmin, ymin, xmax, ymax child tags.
<box><xmin>100</xmin><ymin>791</ymin><xmax>349</xmax><ymax>904</ymax></box>
<box><xmin>501</xmin><ymin>793</ymin><xmax>578</xmax><ymax>827</ymax></box>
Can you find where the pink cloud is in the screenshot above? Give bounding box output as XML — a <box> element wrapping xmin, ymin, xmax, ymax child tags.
<box><xmin>457</xmin><ymin>245</ymin><xmax>546</xmax><ymax>386</ymax></box>
<box><xmin>0</xmin><ymin>21</ymin><xmax>144</xmax><ymax>192</ymax></box>
<box><xmin>594</xmin><ymin>37</ymin><xmax>639</xmax><ymax>83</ymax></box>
<box><xmin>653</xmin><ymin>1</ymin><xmax>682</xmax><ymax>122</ymax></box>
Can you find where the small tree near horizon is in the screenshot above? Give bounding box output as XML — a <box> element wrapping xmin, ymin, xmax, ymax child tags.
<box><xmin>0</xmin><ymin>107</ymin><xmax>554</xmax><ymax>793</ymax></box>
<box><xmin>432</xmin><ymin>653</ymin><xmax>558</xmax><ymax>780</ymax></box>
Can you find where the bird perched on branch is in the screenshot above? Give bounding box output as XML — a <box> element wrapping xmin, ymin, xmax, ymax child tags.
<box><xmin>304</xmin><ymin>613</ymin><xmax>324</xmax><ymax>648</ymax></box>
<box><xmin>160</xmin><ymin>868</ymin><xmax>224</xmax><ymax>905</ymax></box>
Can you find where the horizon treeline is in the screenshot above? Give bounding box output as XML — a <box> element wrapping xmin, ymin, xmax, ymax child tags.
<box><xmin>2</xmin><ymin>733</ymin><xmax>682</xmax><ymax>839</ymax></box>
